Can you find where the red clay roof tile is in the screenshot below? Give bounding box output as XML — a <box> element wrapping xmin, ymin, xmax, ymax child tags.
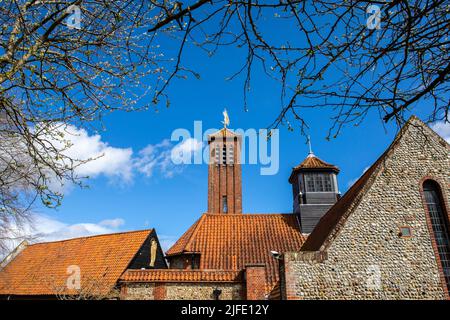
<box><xmin>120</xmin><ymin>269</ymin><xmax>243</xmax><ymax>283</ymax></box>
<box><xmin>289</xmin><ymin>154</ymin><xmax>339</xmax><ymax>183</ymax></box>
<box><xmin>293</xmin><ymin>154</ymin><xmax>339</xmax><ymax>172</ymax></box>
<box><xmin>166</xmin><ymin>214</ymin><xmax>305</xmax><ymax>289</ymax></box>
<box><xmin>0</xmin><ymin>230</ymin><xmax>153</xmax><ymax>296</ymax></box>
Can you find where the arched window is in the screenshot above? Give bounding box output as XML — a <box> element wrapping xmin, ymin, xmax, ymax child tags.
<box><xmin>423</xmin><ymin>180</ymin><xmax>450</xmax><ymax>291</ymax></box>
<box><xmin>222</xmin><ymin>195</ymin><xmax>228</xmax><ymax>213</ymax></box>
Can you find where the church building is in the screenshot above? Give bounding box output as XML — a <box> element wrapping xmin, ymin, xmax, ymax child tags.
<box><xmin>120</xmin><ymin>116</ymin><xmax>450</xmax><ymax>300</ymax></box>
<box><xmin>120</xmin><ymin>126</ymin><xmax>307</xmax><ymax>299</ymax></box>
<box><xmin>283</xmin><ymin>116</ymin><xmax>450</xmax><ymax>299</ymax></box>
<box><xmin>0</xmin><ymin>115</ymin><xmax>449</xmax><ymax>300</ymax></box>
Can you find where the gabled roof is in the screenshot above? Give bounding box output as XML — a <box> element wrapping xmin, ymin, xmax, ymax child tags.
<box><xmin>208</xmin><ymin>127</ymin><xmax>240</xmax><ymax>139</ymax></box>
<box><xmin>166</xmin><ymin>213</ymin><xmax>305</xmax><ymax>290</ymax></box>
<box><xmin>301</xmin><ymin>116</ymin><xmax>450</xmax><ymax>252</ymax></box>
<box><xmin>289</xmin><ymin>154</ymin><xmax>339</xmax><ymax>182</ymax></box>
<box><xmin>0</xmin><ymin>229</ymin><xmax>153</xmax><ymax>296</ymax></box>
<box><xmin>294</xmin><ymin>154</ymin><xmax>339</xmax><ymax>171</ymax></box>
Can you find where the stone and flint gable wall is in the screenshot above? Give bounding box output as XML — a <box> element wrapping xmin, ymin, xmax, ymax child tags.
<box><xmin>284</xmin><ymin>118</ymin><xmax>450</xmax><ymax>299</ymax></box>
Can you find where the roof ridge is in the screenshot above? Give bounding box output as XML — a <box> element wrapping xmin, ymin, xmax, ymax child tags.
<box><xmin>290</xmin><ymin>154</ymin><xmax>339</xmax><ymax>182</ymax></box>
<box><xmin>0</xmin><ymin>228</ymin><xmax>154</xmax><ymax>296</ymax></box>
<box><xmin>125</xmin><ymin>268</ymin><xmax>241</xmax><ymax>273</ymax></box>
<box><xmin>28</xmin><ymin>228</ymin><xmax>154</xmax><ymax>246</ymax></box>
<box><xmin>409</xmin><ymin>115</ymin><xmax>450</xmax><ymax>149</ymax></box>
<box><xmin>204</xmin><ymin>213</ymin><xmax>294</xmax><ymax>216</ymax></box>
<box><xmin>0</xmin><ymin>240</ymin><xmax>28</xmax><ymax>270</ymax></box>
<box><xmin>164</xmin><ymin>213</ymin><xmax>304</xmax><ymax>290</ymax></box>
<box><xmin>184</xmin><ymin>214</ymin><xmax>207</xmax><ymax>251</ymax></box>
<box><xmin>208</xmin><ymin>127</ymin><xmax>240</xmax><ymax>137</ymax></box>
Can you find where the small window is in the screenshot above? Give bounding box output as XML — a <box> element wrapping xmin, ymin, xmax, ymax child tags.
<box><xmin>314</xmin><ymin>174</ymin><xmax>324</xmax><ymax>191</ymax></box>
<box><xmin>228</xmin><ymin>145</ymin><xmax>234</xmax><ymax>165</ymax></box>
<box><xmin>305</xmin><ymin>173</ymin><xmax>334</xmax><ymax>192</ymax></box>
<box><xmin>324</xmin><ymin>176</ymin><xmax>333</xmax><ymax>192</ymax></box>
<box><xmin>214</xmin><ymin>145</ymin><xmax>220</xmax><ymax>164</ymax></box>
<box><xmin>306</xmin><ymin>175</ymin><xmax>315</xmax><ymax>191</ymax></box>
<box><xmin>222</xmin><ymin>145</ymin><xmax>227</xmax><ymax>164</ymax></box>
<box><xmin>222</xmin><ymin>196</ymin><xmax>228</xmax><ymax>213</ymax></box>
<box><xmin>215</xmin><ymin>144</ymin><xmax>234</xmax><ymax>165</ymax></box>
<box><xmin>399</xmin><ymin>226</ymin><xmax>412</xmax><ymax>238</ymax></box>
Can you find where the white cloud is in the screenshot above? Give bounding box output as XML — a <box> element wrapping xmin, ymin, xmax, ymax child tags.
<box><xmin>44</xmin><ymin>125</ymin><xmax>203</xmax><ymax>191</ymax></box>
<box><xmin>0</xmin><ymin>214</ymin><xmax>127</xmax><ymax>258</ymax></box>
<box><xmin>431</xmin><ymin>121</ymin><xmax>450</xmax><ymax>143</ymax></box>
<box><xmin>134</xmin><ymin>139</ymin><xmax>172</xmax><ymax>178</ymax></box>
<box><xmin>57</xmin><ymin>125</ymin><xmax>134</xmax><ymax>182</ymax></box>
<box><xmin>99</xmin><ymin>218</ymin><xmax>125</xmax><ymax>229</ymax></box>
<box><xmin>134</xmin><ymin>138</ymin><xmax>203</xmax><ymax>178</ymax></box>
<box><xmin>31</xmin><ymin>215</ymin><xmax>125</xmax><ymax>242</ymax></box>
<box><xmin>171</xmin><ymin>138</ymin><xmax>203</xmax><ymax>164</ymax></box>
<box><xmin>346</xmin><ymin>166</ymin><xmax>370</xmax><ymax>189</ymax></box>
<box><xmin>1</xmin><ymin>214</ymin><xmax>178</xmax><ymax>259</ymax></box>
<box><xmin>26</xmin><ymin>215</ymin><xmax>175</xmax><ymax>252</ymax></box>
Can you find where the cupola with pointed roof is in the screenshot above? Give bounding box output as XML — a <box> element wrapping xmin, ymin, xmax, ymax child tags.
<box><xmin>289</xmin><ymin>148</ymin><xmax>340</xmax><ymax>234</ymax></box>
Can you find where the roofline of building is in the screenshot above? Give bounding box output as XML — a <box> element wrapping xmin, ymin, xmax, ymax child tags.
<box><xmin>164</xmin><ymin>251</ymin><xmax>201</xmax><ymax>257</ymax></box>
<box><xmin>119</xmin><ymin>269</ymin><xmax>244</xmax><ymax>283</ymax></box>
<box><xmin>202</xmin><ymin>212</ymin><xmax>294</xmax><ymax>216</ymax></box>
<box><xmin>207</xmin><ymin>127</ymin><xmax>241</xmax><ymax>138</ymax></box>
<box><xmin>165</xmin><ymin>212</ymin><xmax>304</xmax><ymax>257</ymax></box>
<box><xmin>0</xmin><ymin>240</ymin><xmax>28</xmax><ymax>270</ymax></box>
<box><xmin>27</xmin><ymin>228</ymin><xmax>155</xmax><ymax>246</ymax></box>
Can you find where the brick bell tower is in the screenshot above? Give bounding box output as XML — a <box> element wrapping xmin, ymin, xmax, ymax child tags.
<box><xmin>207</xmin><ymin>110</ymin><xmax>242</xmax><ymax>214</ymax></box>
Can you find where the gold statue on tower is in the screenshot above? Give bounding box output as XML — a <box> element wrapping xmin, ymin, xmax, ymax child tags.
<box><xmin>222</xmin><ymin>109</ymin><xmax>230</xmax><ymax>128</ymax></box>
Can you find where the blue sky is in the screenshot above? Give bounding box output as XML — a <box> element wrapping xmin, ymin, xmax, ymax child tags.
<box><xmin>31</xmin><ymin>23</ymin><xmax>450</xmax><ymax>251</ymax></box>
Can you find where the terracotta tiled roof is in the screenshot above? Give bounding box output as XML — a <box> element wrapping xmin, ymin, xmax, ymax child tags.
<box><xmin>293</xmin><ymin>154</ymin><xmax>339</xmax><ymax>172</ymax></box>
<box><xmin>166</xmin><ymin>214</ymin><xmax>305</xmax><ymax>290</ymax></box>
<box><xmin>301</xmin><ymin>116</ymin><xmax>448</xmax><ymax>251</ymax></box>
<box><xmin>0</xmin><ymin>230</ymin><xmax>153</xmax><ymax>296</ymax></box>
<box><xmin>120</xmin><ymin>269</ymin><xmax>243</xmax><ymax>283</ymax></box>
<box><xmin>289</xmin><ymin>154</ymin><xmax>339</xmax><ymax>183</ymax></box>
<box><xmin>268</xmin><ymin>281</ymin><xmax>282</xmax><ymax>300</ymax></box>
<box><xmin>166</xmin><ymin>216</ymin><xmax>203</xmax><ymax>255</ymax></box>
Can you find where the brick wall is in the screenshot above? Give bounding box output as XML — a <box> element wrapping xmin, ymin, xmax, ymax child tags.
<box><xmin>208</xmin><ymin>134</ymin><xmax>242</xmax><ymax>214</ymax></box>
<box><xmin>283</xmin><ymin>119</ymin><xmax>450</xmax><ymax>299</ymax></box>
<box><xmin>245</xmin><ymin>264</ymin><xmax>267</xmax><ymax>300</ymax></box>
